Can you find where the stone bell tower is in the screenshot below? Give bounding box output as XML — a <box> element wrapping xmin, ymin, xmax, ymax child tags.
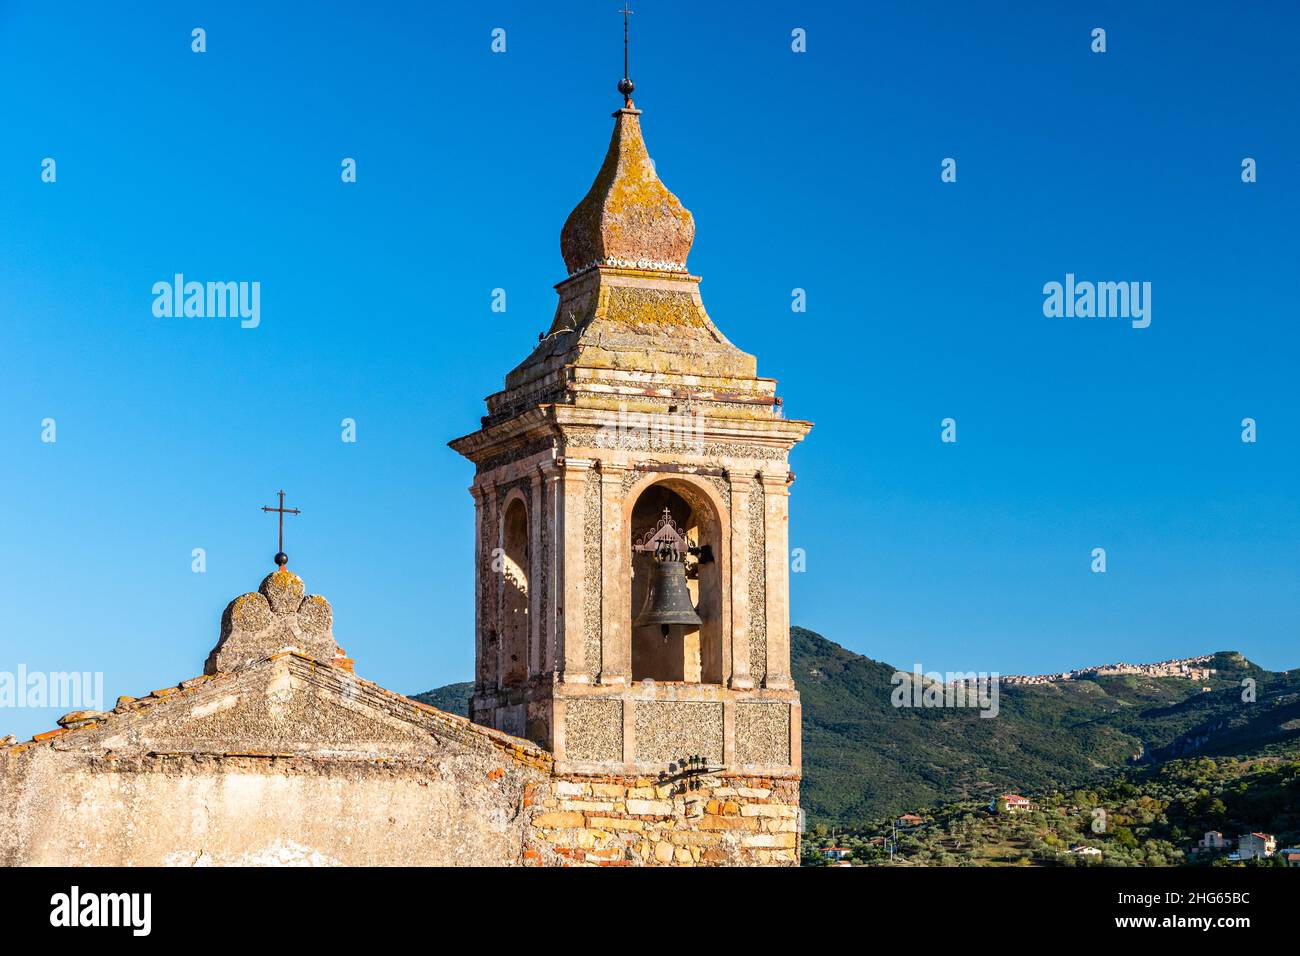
<box><xmin>449</xmin><ymin>81</ymin><xmax>811</xmax><ymax>787</ymax></box>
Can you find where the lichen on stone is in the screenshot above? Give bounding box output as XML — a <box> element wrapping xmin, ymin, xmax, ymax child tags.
<box><xmin>560</xmin><ymin>106</ymin><xmax>694</xmax><ymax>278</ymax></box>
<box><xmin>205</xmin><ymin>571</ymin><xmax>340</xmax><ymax>676</ymax></box>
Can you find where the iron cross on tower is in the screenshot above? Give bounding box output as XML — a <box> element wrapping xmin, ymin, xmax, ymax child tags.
<box><xmin>261</xmin><ymin>489</ymin><xmax>301</xmax><ymax>568</ymax></box>
<box><xmin>618</xmin><ymin>2</ymin><xmax>635</xmax><ymax>103</ymax></box>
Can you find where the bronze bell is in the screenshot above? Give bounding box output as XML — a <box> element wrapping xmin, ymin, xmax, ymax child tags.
<box><xmin>634</xmin><ymin>551</ymin><xmax>702</xmax><ymax>636</ymax></box>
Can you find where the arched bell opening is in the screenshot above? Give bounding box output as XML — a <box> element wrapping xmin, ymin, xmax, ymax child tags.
<box><xmin>629</xmin><ymin>480</ymin><xmax>723</xmax><ymax>684</ymax></box>
<box><xmin>500</xmin><ymin>496</ymin><xmax>530</xmax><ymax>687</ymax></box>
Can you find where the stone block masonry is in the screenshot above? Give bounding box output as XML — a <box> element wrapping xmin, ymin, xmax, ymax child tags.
<box><xmin>524</xmin><ymin>772</ymin><xmax>800</xmax><ymax>866</ymax></box>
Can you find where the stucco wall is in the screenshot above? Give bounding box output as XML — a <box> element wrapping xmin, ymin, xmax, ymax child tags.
<box><xmin>0</xmin><ymin>749</ymin><xmax>537</xmax><ymax>867</ymax></box>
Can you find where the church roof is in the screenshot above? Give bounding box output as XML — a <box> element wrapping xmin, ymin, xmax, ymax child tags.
<box><xmin>560</xmin><ymin>102</ymin><xmax>694</xmax><ymax>277</ymax></box>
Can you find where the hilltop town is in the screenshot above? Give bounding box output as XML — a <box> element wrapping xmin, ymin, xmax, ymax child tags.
<box><xmin>1002</xmin><ymin>655</ymin><xmax>1216</xmax><ymax>686</ymax></box>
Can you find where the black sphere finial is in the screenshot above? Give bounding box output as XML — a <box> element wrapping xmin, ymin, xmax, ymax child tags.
<box><xmin>274</xmin><ymin>551</ymin><xmax>289</xmax><ymax>568</ymax></box>
<box><xmin>618</xmin><ymin>77</ymin><xmax>635</xmax><ymax>100</ymax></box>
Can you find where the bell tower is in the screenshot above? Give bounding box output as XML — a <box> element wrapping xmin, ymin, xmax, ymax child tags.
<box><xmin>449</xmin><ymin>79</ymin><xmax>811</xmax><ymax>783</ymax></box>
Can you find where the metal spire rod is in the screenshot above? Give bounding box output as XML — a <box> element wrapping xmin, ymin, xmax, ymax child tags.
<box><xmin>622</xmin><ymin>2</ymin><xmax>632</xmax><ymax>81</ymax></box>
<box><xmin>618</xmin><ymin>3</ymin><xmax>635</xmax><ymax>104</ymax></box>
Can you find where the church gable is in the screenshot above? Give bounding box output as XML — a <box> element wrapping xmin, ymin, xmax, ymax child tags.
<box><xmin>5</xmin><ymin>561</ymin><xmax>553</xmax><ymax>774</ymax></box>
<box><xmin>49</xmin><ymin>655</ymin><xmax>480</xmax><ymax>761</ymax></box>
<box><xmin>0</xmin><ymin>559</ymin><xmax>554</xmax><ymax>866</ymax></box>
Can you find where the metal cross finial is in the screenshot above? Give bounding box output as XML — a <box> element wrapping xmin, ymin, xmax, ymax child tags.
<box><xmin>618</xmin><ymin>2</ymin><xmax>635</xmax><ymax>104</ymax></box>
<box><xmin>261</xmin><ymin>489</ymin><xmax>301</xmax><ymax>568</ymax></box>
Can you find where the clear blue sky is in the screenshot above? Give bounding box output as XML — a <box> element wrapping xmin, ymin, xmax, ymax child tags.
<box><xmin>2</xmin><ymin>2</ymin><xmax>1297</xmax><ymax>739</ymax></box>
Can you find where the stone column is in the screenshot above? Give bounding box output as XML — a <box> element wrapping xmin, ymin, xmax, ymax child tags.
<box><xmin>789</xmin><ymin>699</ymin><xmax>802</xmax><ymax>774</ymax></box>
<box><xmin>471</xmin><ymin>479</ymin><xmax>499</xmax><ymax>693</ymax></box>
<box><xmin>760</xmin><ymin>471</ymin><xmax>793</xmax><ymax>689</ymax></box>
<box><xmin>528</xmin><ymin>469</ymin><xmax>544</xmax><ymax>679</ymax></box>
<box><xmin>722</xmin><ymin>699</ymin><xmax>737</xmax><ymax>766</ymax></box>
<box><xmin>470</xmin><ymin>482</ymin><xmax>486</xmax><ymax>694</ymax></box>
<box><xmin>537</xmin><ymin>460</ymin><xmax>562</xmax><ymax>676</ymax></box>
<box><xmin>621</xmin><ymin>697</ymin><xmax>636</xmax><ymax>764</ymax></box>
<box><xmin>599</xmin><ymin>462</ymin><xmax>629</xmax><ymax>684</ymax></box>
<box><xmin>552</xmin><ymin>697</ymin><xmax>568</xmax><ymax>762</ymax></box>
<box><xmin>494</xmin><ymin>489</ymin><xmax>507</xmax><ymax>693</ymax></box>
<box><xmin>557</xmin><ymin>457</ymin><xmax>595</xmax><ymax>683</ymax></box>
<box><xmin>727</xmin><ymin>472</ymin><xmax>754</xmax><ymax>690</ymax></box>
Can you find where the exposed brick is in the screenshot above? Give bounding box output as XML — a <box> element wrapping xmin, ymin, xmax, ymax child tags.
<box><xmin>741</xmin><ymin>832</ymin><xmax>797</xmax><ymax>848</ymax></box>
<box><xmin>533</xmin><ymin>811</ymin><xmax>584</xmax><ymax>829</ymax></box>
<box><xmin>575</xmin><ymin>828</ymin><xmax>614</xmax><ymax>849</ymax></box>
<box><xmin>589</xmin><ymin>816</ymin><xmax>642</xmax><ymax>831</ymax></box>
<box><xmin>698</xmin><ymin>814</ymin><xmax>753</xmax><ymax>831</ymax></box>
<box><xmin>670</xmin><ymin>830</ymin><xmax>721</xmax><ymax>846</ymax></box>
<box><xmin>559</xmin><ymin>800</ymin><xmax>617</xmax><ymax>813</ymax></box>
<box><xmin>626</xmin><ymin>799</ymin><xmax>673</xmax><ymax>816</ymax></box>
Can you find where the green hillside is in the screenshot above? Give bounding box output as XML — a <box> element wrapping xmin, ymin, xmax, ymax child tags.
<box><xmin>806</xmin><ymin>748</ymin><xmax>1300</xmax><ymax>867</ymax></box>
<box><xmin>411</xmin><ymin>681</ymin><xmax>472</xmax><ymax>716</ymax></box>
<box><xmin>794</xmin><ymin>628</ymin><xmax>1300</xmax><ymax>825</ymax></box>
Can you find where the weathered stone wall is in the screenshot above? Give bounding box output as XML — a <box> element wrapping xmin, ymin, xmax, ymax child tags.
<box><xmin>0</xmin><ymin>652</ymin><xmax>553</xmax><ymax>867</ymax></box>
<box><xmin>525</xmin><ymin>772</ymin><xmax>800</xmax><ymax>866</ymax></box>
<box><xmin>0</xmin><ymin>750</ymin><xmax>540</xmax><ymax>867</ymax></box>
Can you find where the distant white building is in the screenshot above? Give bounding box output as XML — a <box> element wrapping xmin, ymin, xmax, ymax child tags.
<box><xmin>1238</xmin><ymin>833</ymin><xmax>1276</xmax><ymax>860</ymax></box>
<box><xmin>992</xmin><ymin>793</ymin><xmax>1037</xmax><ymax>813</ymax></box>
<box><xmin>1198</xmin><ymin>830</ymin><xmax>1233</xmax><ymax>850</ymax></box>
